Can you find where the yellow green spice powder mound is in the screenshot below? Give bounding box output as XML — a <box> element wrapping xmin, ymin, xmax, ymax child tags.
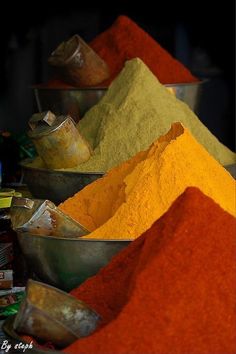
<box><xmin>75</xmin><ymin>58</ymin><xmax>235</xmax><ymax>171</ymax></box>
<box><xmin>30</xmin><ymin>58</ymin><xmax>235</xmax><ymax>172</ymax></box>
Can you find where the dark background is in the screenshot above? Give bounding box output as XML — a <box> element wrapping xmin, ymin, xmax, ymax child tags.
<box><xmin>0</xmin><ymin>1</ymin><xmax>235</xmax><ymax>150</ymax></box>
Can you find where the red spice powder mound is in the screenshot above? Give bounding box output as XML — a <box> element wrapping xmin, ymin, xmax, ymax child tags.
<box><xmin>66</xmin><ymin>187</ymin><xmax>236</xmax><ymax>354</ymax></box>
<box><xmin>90</xmin><ymin>15</ymin><xmax>198</xmax><ymax>85</ymax></box>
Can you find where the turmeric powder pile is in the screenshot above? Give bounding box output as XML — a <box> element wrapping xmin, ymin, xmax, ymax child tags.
<box><xmin>29</xmin><ymin>58</ymin><xmax>235</xmax><ymax>172</ymax></box>
<box><xmin>59</xmin><ymin>123</ymin><xmax>236</xmax><ymax>240</ymax></box>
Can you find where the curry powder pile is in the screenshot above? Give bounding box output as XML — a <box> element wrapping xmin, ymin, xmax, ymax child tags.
<box><xmin>76</xmin><ymin>58</ymin><xmax>235</xmax><ymax>170</ymax></box>
<box><xmin>65</xmin><ymin>187</ymin><xmax>236</xmax><ymax>354</ymax></box>
<box><xmin>59</xmin><ymin>123</ymin><xmax>236</xmax><ymax>240</ymax></box>
<box><xmin>30</xmin><ymin>58</ymin><xmax>235</xmax><ymax>171</ymax></box>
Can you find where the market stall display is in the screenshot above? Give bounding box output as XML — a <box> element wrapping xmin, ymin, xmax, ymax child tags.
<box><xmin>0</xmin><ymin>12</ymin><xmax>235</xmax><ymax>354</ymax></box>
<box><xmin>13</xmin><ymin>123</ymin><xmax>235</xmax><ymax>291</ymax></box>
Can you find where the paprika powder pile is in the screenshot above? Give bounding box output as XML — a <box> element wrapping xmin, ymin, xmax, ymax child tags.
<box><xmin>90</xmin><ymin>15</ymin><xmax>198</xmax><ymax>85</ymax></box>
<box><xmin>65</xmin><ymin>187</ymin><xmax>236</xmax><ymax>354</ymax></box>
<box><xmin>59</xmin><ymin>123</ymin><xmax>236</xmax><ymax>240</ymax></box>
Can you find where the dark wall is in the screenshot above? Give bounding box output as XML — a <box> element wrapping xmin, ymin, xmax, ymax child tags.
<box><xmin>0</xmin><ymin>1</ymin><xmax>235</xmax><ymax>150</ymax></box>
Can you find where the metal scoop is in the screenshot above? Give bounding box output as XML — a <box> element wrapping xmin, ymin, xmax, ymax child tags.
<box><xmin>28</xmin><ymin>111</ymin><xmax>92</xmax><ymax>170</ymax></box>
<box><xmin>48</xmin><ymin>34</ymin><xmax>110</xmax><ymax>87</ymax></box>
<box><xmin>13</xmin><ymin>279</ymin><xmax>100</xmax><ymax>348</ymax></box>
<box><xmin>10</xmin><ymin>197</ymin><xmax>89</xmax><ymax>237</ymax></box>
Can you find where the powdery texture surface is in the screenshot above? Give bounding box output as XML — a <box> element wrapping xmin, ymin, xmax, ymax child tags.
<box><xmin>75</xmin><ymin>58</ymin><xmax>235</xmax><ymax>171</ymax></box>
<box><xmin>65</xmin><ymin>187</ymin><xmax>236</xmax><ymax>354</ymax></box>
<box><xmin>59</xmin><ymin>123</ymin><xmax>236</xmax><ymax>240</ymax></box>
<box><xmin>29</xmin><ymin>58</ymin><xmax>235</xmax><ymax>172</ymax></box>
<box><xmin>90</xmin><ymin>15</ymin><xmax>198</xmax><ymax>85</ymax></box>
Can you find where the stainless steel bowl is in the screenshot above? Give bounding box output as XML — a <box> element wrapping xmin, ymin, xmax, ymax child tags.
<box><xmin>26</xmin><ymin>82</ymin><xmax>202</xmax><ymax>203</ymax></box>
<box><xmin>17</xmin><ymin>232</ymin><xmax>130</xmax><ymax>291</ymax></box>
<box><xmin>165</xmin><ymin>81</ymin><xmax>203</xmax><ymax>114</ymax></box>
<box><xmin>21</xmin><ymin>159</ymin><xmax>103</xmax><ymax>204</ymax></box>
<box><xmin>33</xmin><ymin>81</ymin><xmax>203</xmax><ymax>123</ymax></box>
<box><xmin>225</xmin><ymin>164</ymin><xmax>236</xmax><ymax>179</ymax></box>
<box><xmin>33</xmin><ymin>87</ymin><xmax>107</xmax><ymax>123</ymax></box>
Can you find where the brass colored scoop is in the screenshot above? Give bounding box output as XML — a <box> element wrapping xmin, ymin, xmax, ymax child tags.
<box><xmin>28</xmin><ymin>111</ymin><xmax>92</xmax><ymax>170</ymax></box>
<box><xmin>48</xmin><ymin>34</ymin><xmax>110</xmax><ymax>86</ymax></box>
<box><xmin>10</xmin><ymin>197</ymin><xmax>89</xmax><ymax>237</ymax></box>
<box><xmin>14</xmin><ymin>279</ymin><xmax>100</xmax><ymax>348</ymax></box>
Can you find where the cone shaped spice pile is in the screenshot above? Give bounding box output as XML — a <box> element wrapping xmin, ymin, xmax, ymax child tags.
<box><xmin>65</xmin><ymin>188</ymin><xmax>236</xmax><ymax>354</ymax></box>
<box><xmin>30</xmin><ymin>58</ymin><xmax>235</xmax><ymax>171</ymax></box>
<box><xmin>59</xmin><ymin>123</ymin><xmax>236</xmax><ymax>240</ymax></box>
<box><xmin>77</xmin><ymin>58</ymin><xmax>235</xmax><ymax>170</ymax></box>
<box><xmin>90</xmin><ymin>15</ymin><xmax>198</xmax><ymax>85</ymax></box>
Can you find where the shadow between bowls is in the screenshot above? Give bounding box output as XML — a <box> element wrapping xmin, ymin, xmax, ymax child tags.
<box><xmin>17</xmin><ymin>231</ymin><xmax>131</xmax><ymax>292</ymax></box>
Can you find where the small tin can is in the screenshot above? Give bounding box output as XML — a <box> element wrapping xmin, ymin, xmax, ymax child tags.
<box><xmin>48</xmin><ymin>34</ymin><xmax>110</xmax><ymax>87</ymax></box>
<box><xmin>28</xmin><ymin>111</ymin><xmax>92</xmax><ymax>169</ymax></box>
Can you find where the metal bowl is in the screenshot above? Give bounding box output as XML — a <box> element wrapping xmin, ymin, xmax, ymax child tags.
<box><xmin>26</xmin><ymin>82</ymin><xmax>202</xmax><ymax>202</ymax></box>
<box><xmin>17</xmin><ymin>232</ymin><xmax>131</xmax><ymax>291</ymax></box>
<box><xmin>165</xmin><ymin>81</ymin><xmax>203</xmax><ymax>114</ymax></box>
<box><xmin>224</xmin><ymin>164</ymin><xmax>236</xmax><ymax>179</ymax></box>
<box><xmin>33</xmin><ymin>87</ymin><xmax>107</xmax><ymax>123</ymax></box>
<box><xmin>33</xmin><ymin>81</ymin><xmax>203</xmax><ymax>123</ymax></box>
<box><xmin>21</xmin><ymin>159</ymin><xmax>103</xmax><ymax>204</ymax></box>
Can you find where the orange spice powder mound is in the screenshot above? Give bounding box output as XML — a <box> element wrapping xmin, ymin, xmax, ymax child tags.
<box><xmin>59</xmin><ymin>123</ymin><xmax>236</xmax><ymax>240</ymax></box>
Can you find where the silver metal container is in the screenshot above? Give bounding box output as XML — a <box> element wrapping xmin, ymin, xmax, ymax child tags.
<box><xmin>28</xmin><ymin>112</ymin><xmax>92</xmax><ymax>169</ymax></box>
<box><xmin>14</xmin><ymin>279</ymin><xmax>100</xmax><ymax>348</ymax></box>
<box><xmin>224</xmin><ymin>164</ymin><xmax>236</xmax><ymax>179</ymax></box>
<box><xmin>17</xmin><ymin>232</ymin><xmax>130</xmax><ymax>291</ymax></box>
<box><xmin>10</xmin><ymin>197</ymin><xmax>88</xmax><ymax>237</ymax></box>
<box><xmin>33</xmin><ymin>81</ymin><xmax>203</xmax><ymax>123</ymax></box>
<box><xmin>20</xmin><ymin>159</ymin><xmax>103</xmax><ymax>204</ymax></box>
<box><xmin>33</xmin><ymin>87</ymin><xmax>107</xmax><ymax>122</ymax></box>
<box><xmin>48</xmin><ymin>34</ymin><xmax>110</xmax><ymax>87</ymax></box>
<box><xmin>165</xmin><ymin>81</ymin><xmax>203</xmax><ymax>113</ymax></box>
